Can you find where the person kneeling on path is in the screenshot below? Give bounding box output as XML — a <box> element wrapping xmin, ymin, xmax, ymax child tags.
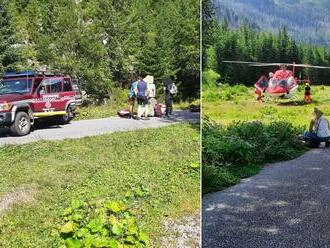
<box><xmin>304</xmin><ymin>108</ymin><xmax>330</xmax><ymax>148</ymax></box>
<box><xmin>136</xmin><ymin>77</ymin><xmax>149</xmax><ymax>120</ymax></box>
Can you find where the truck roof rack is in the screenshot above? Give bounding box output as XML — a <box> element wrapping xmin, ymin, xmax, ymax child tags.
<box><xmin>4</xmin><ymin>70</ymin><xmax>65</xmax><ymax>78</ymax></box>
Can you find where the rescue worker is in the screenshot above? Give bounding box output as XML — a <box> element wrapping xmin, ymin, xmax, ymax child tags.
<box><xmin>304</xmin><ymin>82</ymin><xmax>312</xmax><ymax>103</ymax></box>
<box><xmin>256</xmin><ymin>89</ymin><xmax>265</xmax><ymax>103</ymax></box>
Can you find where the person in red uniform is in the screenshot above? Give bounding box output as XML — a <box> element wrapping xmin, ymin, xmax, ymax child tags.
<box><xmin>304</xmin><ymin>82</ymin><xmax>312</xmax><ymax>103</ymax></box>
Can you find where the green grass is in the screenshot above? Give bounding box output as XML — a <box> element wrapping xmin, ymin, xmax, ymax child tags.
<box><xmin>0</xmin><ymin>123</ymin><xmax>200</xmax><ymax>247</ymax></box>
<box><xmin>202</xmin><ymin>164</ymin><xmax>261</xmax><ymax>194</ymax></box>
<box><xmin>203</xmin><ymin>84</ymin><xmax>330</xmax><ymax>127</ymax></box>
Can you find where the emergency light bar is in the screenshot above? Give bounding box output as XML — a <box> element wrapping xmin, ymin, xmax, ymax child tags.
<box><xmin>4</xmin><ymin>70</ymin><xmax>65</xmax><ymax>78</ymax></box>
<box><xmin>4</xmin><ymin>70</ymin><xmax>35</xmax><ymax>78</ymax></box>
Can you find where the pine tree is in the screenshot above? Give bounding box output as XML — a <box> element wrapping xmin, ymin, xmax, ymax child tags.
<box><xmin>0</xmin><ymin>0</ymin><xmax>23</xmax><ymax>72</ymax></box>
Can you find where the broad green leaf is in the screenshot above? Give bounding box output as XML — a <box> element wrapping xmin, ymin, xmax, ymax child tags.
<box><xmin>127</xmin><ymin>222</ymin><xmax>138</xmax><ymax>235</ymax></box>
<box><xmin>190</xmin><ymin>162</ymin><xmax>200</xmax><ymax>168</ymax></box>
<box><xmin>92</xmin><ymin>237</ymin><xmax>109</xmax><ymax>247</ymax></box>
<box><xmin>60</xmin><ymin>221</ymin><xmax>75</xmax><ymax>234</ymax></box>
<box><xmin>75</xmin><ymin>228</ymin><xmax>89</xmax><ymax>238</ymax></box>
<box><xmin>112</xmin><ymin>223</ymin><xmax>124</xmax><ymax>235</ymax></box>
<box><xmin>109</xmin><ymin>215</ymin><xmax>118</xmax><ymax>226</ymax></box>
<box><xmin>72</xmin><ymin>213</ymin><xmax>83</xmax><ymax>221</ymax></box>
<box><xmin>71</xmin><ymin>199</ymin><xmax>83</xmax><ymax>209</ymax></box>
<box><xmin>108</xmin><ymin>239</ymin><xmax>119</xmax><ymax>248</ymax></box>
<box><xmin>83</xmin><ymin>234</ymin><xmax>94</xmax><ymax>248</ymax></box>
<box><xmin>134</xmin><ymin>188</ymin><xmax>144</xmax><ymax>197</ymax></box>
<box><xmin>125</xmin><ymin>191</ymin><xmax>134</xmax><ymax>199</ymax></box>
<box><xmin>65</xmin><ymin>238</ymin><xmax>81</xmax><ymax>248</ymax></box>
<box><xmin>138</xmin><ymin>232</ymin><xmax>150</xmax><ymax>246</ymax></box>
<box><xmin>104</xmin><ymin>201</ymin><xmax>125</xmax><ymax>213</ymax></box>
<box><xmin>87</xmin><ymin>218</ymin><xmax>104</xmax><ymax>233</ymax></box>
<box><xmin>125</xmin><ymin>235</ymin><xmax>136</xmax><ymax>244</ymax></box>
<box><xmin>63</xmin><ymin>207</ymin><xmax>73</xmax><ymax>216</ymax></box>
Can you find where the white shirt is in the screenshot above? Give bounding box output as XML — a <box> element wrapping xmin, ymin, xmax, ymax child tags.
<box><xmin>316</xmin><ymin>116</ymin><xmax>330</xmax><ymax>138</ymax></box>
<box><xmin>147</xmin><ymin>83</ymin><xmax>156</xmax><ymax>98</ymax></box>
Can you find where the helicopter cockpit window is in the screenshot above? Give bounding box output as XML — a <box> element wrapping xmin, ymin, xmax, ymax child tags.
<box><xmin>269</xmin><ymin>78</ymin><xmax>277</xmax><ymax>89</ymax></box>
<box><xmin>287</xmin><ymin>77</ymin><xmax>295</xmax><ymax>88</ymax></box>
<box><xmin>278</xmin><ymin>79</ymin><xmax>287</xmax><ymax>88</ymax></box>
<box><xmin>259</xmin><ymin>79</ymin><xmax>268</xmax><ymax>88</ymax></box>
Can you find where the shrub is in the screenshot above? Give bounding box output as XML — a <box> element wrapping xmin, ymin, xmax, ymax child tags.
<box><xmin>202</xmin><ymin>69</ymin><xmax>221</xmax><ymax>87</ymax></box>
<box><xmin>202</xmin><ymin>164</ymin><xmax>238</xmax><ymax>195</ymax></box>
<box><xmin>202</xmin><ymin>118</ymin><xmax>307</xmax><ymax>193</ymax></box>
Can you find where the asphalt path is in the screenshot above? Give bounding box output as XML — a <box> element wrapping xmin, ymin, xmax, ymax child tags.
<box><xmin>203</xmin><ymin>149</ymin><xmax>330</xmax><ymax>248</ymax></box>
<box><xmin>0</xmin><ymin>110</ymin><xmax>199</xmax><ymax>146</ymax></box>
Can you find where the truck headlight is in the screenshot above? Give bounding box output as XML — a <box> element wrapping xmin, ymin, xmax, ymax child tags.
<box><xmin>0</xmin><ymin>102</ymin><xmax>12</xmax><ymax>111</ymax></box>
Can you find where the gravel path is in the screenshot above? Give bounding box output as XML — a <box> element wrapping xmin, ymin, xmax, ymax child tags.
<box><xmin>161</xmin><ymin>215</ymin><xmax>200</xmax><ymax>248</ymax></box>
<box><xmin>0</xmin><ymin>110</ymin><xmax>199</xmax><ymax>146</ymax></box>
<box><xmin>203</xmin><ymin>149</ymin><xmax>330</xmax><ymax>248</ymax></box>
<box><xmin>0</xmin><ymin>184</ymin><xmax>38</xmax><ymax>216</ymax></box>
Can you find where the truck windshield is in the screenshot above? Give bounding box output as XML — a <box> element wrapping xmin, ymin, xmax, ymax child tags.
<box><xmin>0</xmin><ymin>79</ymin><xmax>32</xmax><ymax>95</ymax></box>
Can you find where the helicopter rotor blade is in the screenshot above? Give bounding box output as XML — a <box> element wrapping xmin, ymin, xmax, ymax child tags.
<box><xmin>222</xmin><ymin>60</ymin><xmax>257</xmax><ymax>64</ymax></box>
<box><xmin>223</xmin><ymin>61</ymin><xmax>330</xmax><ymax>69</ymax></box>
<box><xmin>249</xmin><ymin>63</ymin><xmax>287</xmax><ymax>67</ymax></box>
<box><xmin>292</xmin><ymin>64</ymin><xmax>330</xmax><ymax>69</ymax></box>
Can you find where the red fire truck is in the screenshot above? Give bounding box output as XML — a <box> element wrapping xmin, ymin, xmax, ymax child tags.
<box><xmin>0</xmin><ymin>71</ymin><xmax>82</xmax><ymax>136</ymax></box>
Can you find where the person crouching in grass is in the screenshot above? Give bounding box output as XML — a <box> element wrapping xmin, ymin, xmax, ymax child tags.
<box><xmin>303</xmin><ymin>108</ymin><xmax>330</xmax><ymax>148</ymax></box>
<box><xmin>136</xmin><ymin>77</ymin><xmax>149</xmax><ymax>120</ymax></box>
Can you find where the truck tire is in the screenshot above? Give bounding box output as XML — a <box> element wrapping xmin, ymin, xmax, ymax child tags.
<box><xmin>10</xmin><ymin>111</ymin><xmax>31</xmax><ymax>136</ymax></box>
<box><xmin>57</xmin><ymin>106</ymin><xmax>74</xmax><ymax>125</ymax></box>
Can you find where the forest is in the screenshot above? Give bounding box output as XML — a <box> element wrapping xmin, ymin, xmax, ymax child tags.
<box><xmin>212</xmin><ymin>0</ymin><xmax>330</xmax><ymax>47</ymax></box>
<box><xmin>204</xmin><ymin>18</ymin><xmax>330</xmax><ymax>86</ymax></box>
<box><xmin>0</xmin><ymin>0</ymin><xmax>200</xmax><ymax>100</ymax></box>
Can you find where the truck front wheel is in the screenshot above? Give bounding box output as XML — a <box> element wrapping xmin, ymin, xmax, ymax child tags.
<box><xmin>10</xmin><ymin>111</ymin><xmax>31</xmax><ymax>136</ymax></box>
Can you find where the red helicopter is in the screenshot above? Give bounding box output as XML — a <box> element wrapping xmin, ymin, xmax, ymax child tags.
<box><xmin>223</xmin><ymin>61</ymin><xmax>330</xmax><ymax>99</ymax></box>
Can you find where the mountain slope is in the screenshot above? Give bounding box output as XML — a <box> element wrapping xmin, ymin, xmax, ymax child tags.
<box><xmin>213</xmin><ymin>0</ymin><xmax>330</xmax><ymax>46</ymax></box>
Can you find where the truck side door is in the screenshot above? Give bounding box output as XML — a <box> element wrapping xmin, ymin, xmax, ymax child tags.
<box><xmin>33</xmin><ymin>78</ymin><xmax>64</xmax><ymax>113</ymax></box>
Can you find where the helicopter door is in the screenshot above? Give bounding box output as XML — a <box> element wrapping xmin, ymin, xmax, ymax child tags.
<box><xmin>255</xmin><ymin>76</ymin><xmax>268</xmax><ymax>92</ymax></box>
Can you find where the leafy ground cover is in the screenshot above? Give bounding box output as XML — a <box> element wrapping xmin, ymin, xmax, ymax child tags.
<box><xmin>0</xmin><ymin>123</ymin><xmax>200</xmax><ymax>247</ymax></box>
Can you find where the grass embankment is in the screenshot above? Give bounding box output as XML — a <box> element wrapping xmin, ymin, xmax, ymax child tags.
<box><xmin>202</xmin><ymin>84</ymin><xmax>323</xmax><ymax>194</ymax></box>
<box><xmin>0</xmin><ymin>123</ymin><xmax>200</xmax><ymax>247</ymax></box>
